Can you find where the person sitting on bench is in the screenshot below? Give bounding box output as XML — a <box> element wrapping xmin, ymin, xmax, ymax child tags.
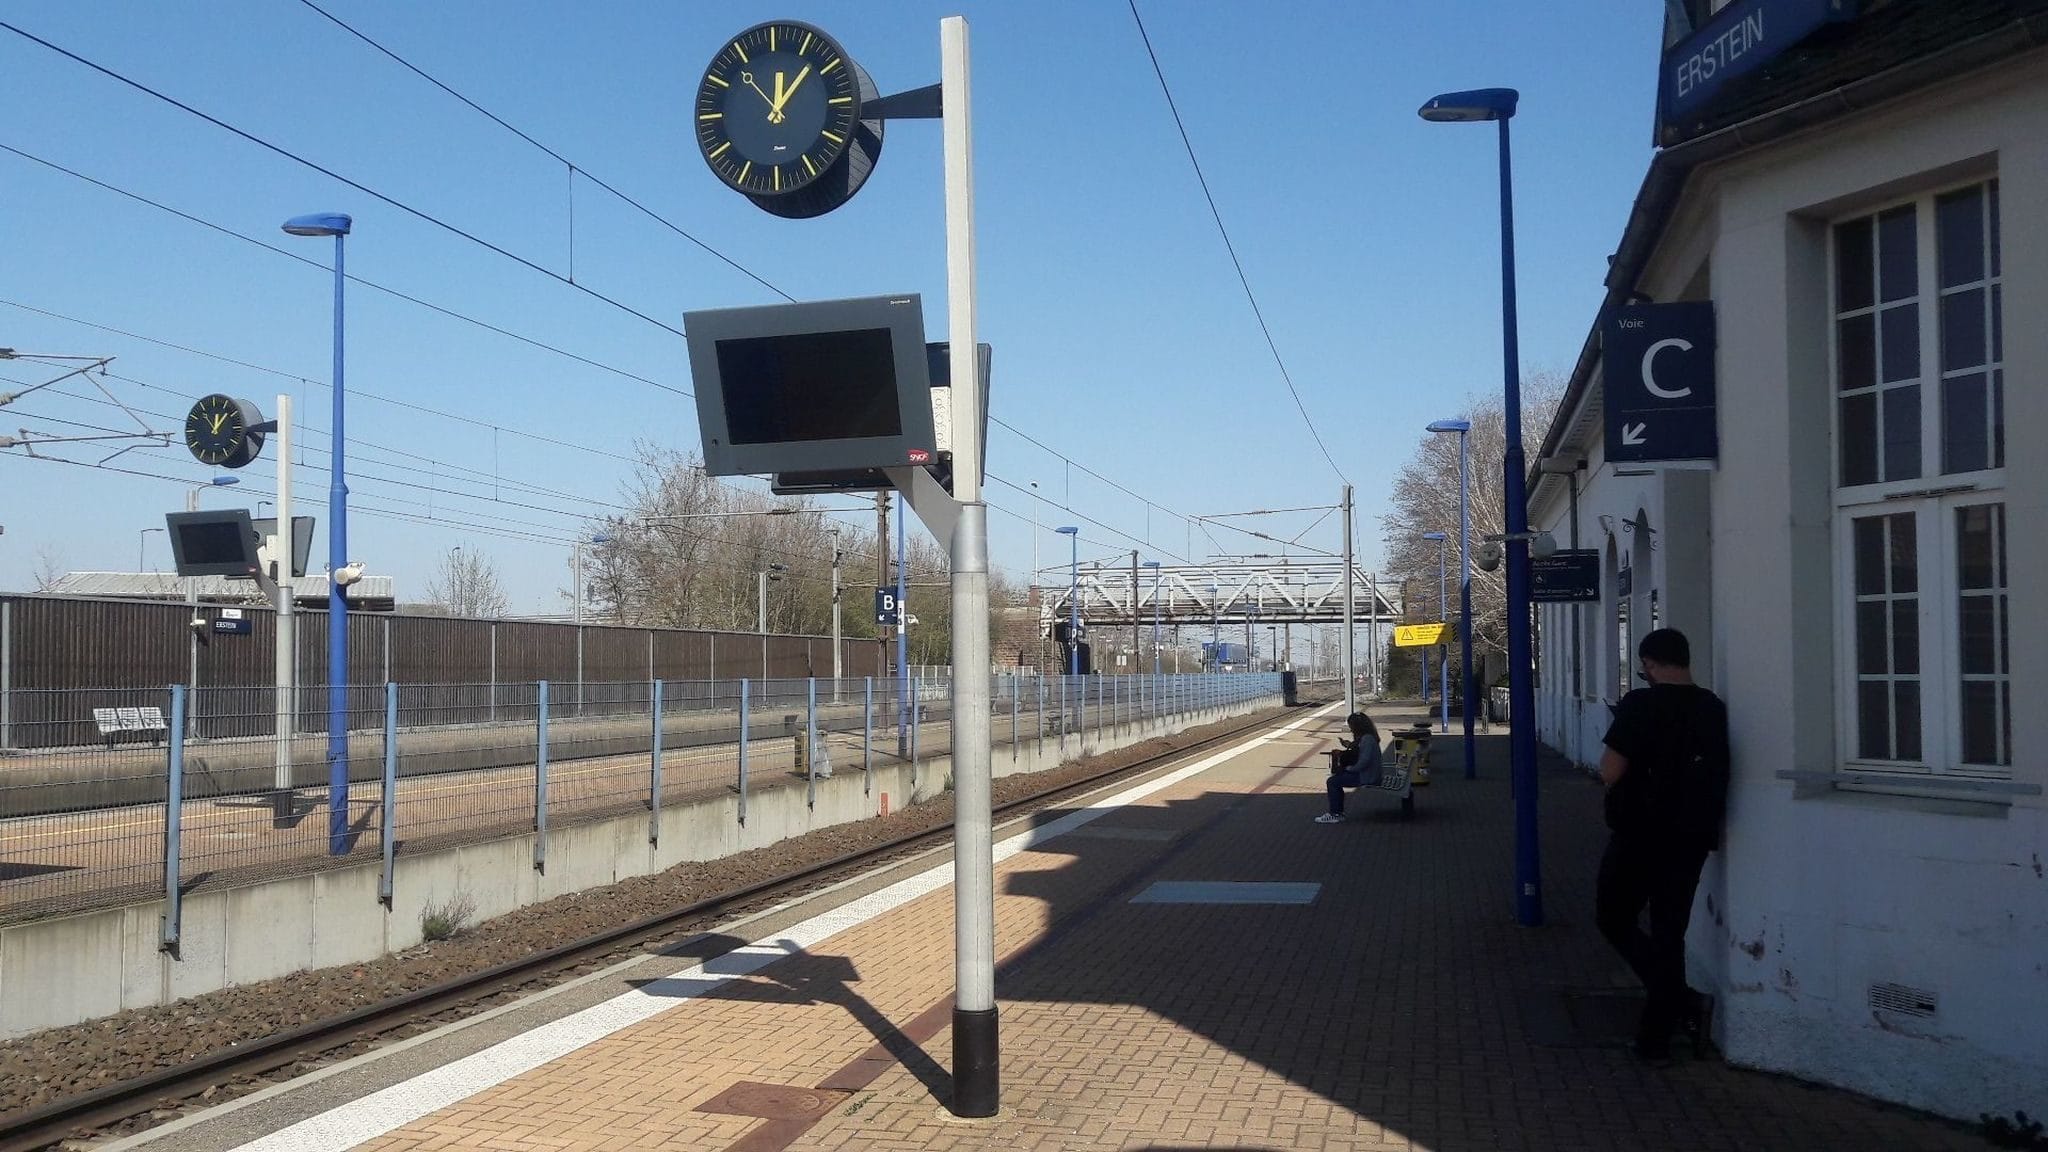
<box><xmin>1316</xmin><ymin>711</ymin><xmax>1385</xmax><ymax>824</ymax></box>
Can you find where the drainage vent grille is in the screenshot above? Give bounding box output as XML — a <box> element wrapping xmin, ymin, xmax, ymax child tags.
<box><xmin>1868</xmin><ymin>982</ymin><xmax>1938</xmax><ymax>1018</ymax></box>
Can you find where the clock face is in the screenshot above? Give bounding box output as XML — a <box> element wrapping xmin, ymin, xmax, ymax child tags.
<box><xmin>185</xmin><ymin>393</ymin><xmax>261</xmax><ymax>468</ymax></box>
<box><xmin>695</xmin><ymin>22</ymin><xmax>861</xmax><ymax>198</ymax></box>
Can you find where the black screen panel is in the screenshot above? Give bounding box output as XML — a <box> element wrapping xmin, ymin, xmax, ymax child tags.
<box><xmin>716</xmin><ymin>329</ymin><xmax>903</xmax><ymax>445</ymax></box>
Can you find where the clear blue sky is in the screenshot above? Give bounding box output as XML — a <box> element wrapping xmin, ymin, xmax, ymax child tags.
<box><xmin>0</xmin><ymin>1</ymin><xmax>1664</xmax><ymax>613</ymax></box>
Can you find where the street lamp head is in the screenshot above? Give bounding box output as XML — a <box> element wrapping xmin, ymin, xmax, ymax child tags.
<box><xmin>1141</xmin><ymin>560</ymin><xmax>1161</xmax><ymax>569</ymax></box>
<box><xmin>1422</xmin><ymin>531</ymin><xmax>1448</xmax><ymax>541</ymax></box>
<box><xmin>1426</xmin><ymin>419</ymin><xmax>1472</xmax><ymax>434</ymax></box>
<box><xmin>588</xmin><ymin>532</ymin><xmax>613</xmax><ymax>545</ymax></box>
<box><xmin>211</xmin><ymin>474</ymin><xmax>240</xmax><ymax>487</ymax></box>
<box><xmin>1418</xmin><ymin>88</ymin><xmax>1518</xmax><ymax>123</ymax></box>
<box><xmin>1536</xmin><ymin>457</ymin><xmax>1586</xmax><ymax>474</ymax></box>
<box><xmin>1054</xmin><ymin>526</ymin><xmax>1079</xmax><ymax>536</ymax></box>
<box><xmin>282</xmin><ymin>212</ymin><xmax>353</xmax><ymax>237</ymax></box>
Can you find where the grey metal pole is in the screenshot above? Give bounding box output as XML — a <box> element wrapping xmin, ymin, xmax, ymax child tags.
<box><xmin>941</xmin><ymin>16</ymin><xmax>998</xmax><ymax>1117</ymax></box>
<box><xmin>2</xmin><ymin>599</ymin><xmax>11</xmax><ymax>750</ymax></box>
<box><xmin>1460</xmin><ymin>426</ymin><xmax>1476</xmax><ymax>781</ymax></box>
<box><xmin>831</xmin><ymin>538</ymin><xmax>843</xmax><ymax>684</ymax></box>
<box><xmin>650</xmin><ymin>678</ymin><xmax>663</xmax><ymax>846</ymax></box>
<box><xmin>1341</xmin><ymin>484</ymin><xmax>1355</xmax><ymax>716</ymax></box>
<box><xmin>896</xmin><ymin>491</ymin><xmax>909</xmax><ymax>753</ymax></box>
<box><xmin>379</xmin><ymin>680</ymin><xmax>396</xmax><ymax>906</ymax></box>
<box><xmin>162</xmin><ymin>684</ymin><xmax>186</xmax><ymax>954</ymax></box>
<box><xmin>737</xmin><ymin>678</ymin><xmax>750</xmax><ymax>826</ymax></box>
<box><xmin>572</xmin><ymin>541</ymin><xmax>584</xmax><ymax>626</ymax></box>
<box><xmin>186</xmin><ymin>486</ymin><xmax>201</xmax><ymax>743</ymax></box>
<box><xmin>533</xmin><ymin>680</ymin><xmax>548</xmax><ymax>873</ymax></box>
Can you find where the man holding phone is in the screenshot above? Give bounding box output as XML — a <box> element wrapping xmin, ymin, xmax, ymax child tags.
<box><xmin>1596</xmin><ymin>628</ymin><xmax>1730</xmax><ymax>1063</ymax></box>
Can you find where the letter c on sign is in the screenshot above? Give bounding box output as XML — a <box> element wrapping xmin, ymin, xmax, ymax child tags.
<box><xmin>1641</xmin><ymin>337</ymin><xmax>1694</xmax><ymax>399</ymax></box>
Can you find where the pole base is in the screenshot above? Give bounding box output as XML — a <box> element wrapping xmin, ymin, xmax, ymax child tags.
<box><xmin>949</xmin><ymin>1006</ymin><xmax>999</xmax><ymax>1117</ymax></box>
<box><xmin>269</xmin><ymin>788</ymin><xmax>297</xmax><ymax>827</ymax></box>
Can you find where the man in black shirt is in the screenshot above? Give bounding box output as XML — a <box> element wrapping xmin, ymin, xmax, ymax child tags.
<box><xmin>1597</xmin><ymin>628</ymin><xmax>1730</xmax><ymax>1063</ymax></box>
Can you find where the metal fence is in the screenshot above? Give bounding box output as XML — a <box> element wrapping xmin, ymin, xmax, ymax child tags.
<box><xmin>0</xmin><ymin>672</ymin><xmax>1288</xmax><ymax>932</ymax></box>
<box><xmin>0</xmin><ymin>593</ymin><xmax>882</xmax><ymax>750</ymax></box>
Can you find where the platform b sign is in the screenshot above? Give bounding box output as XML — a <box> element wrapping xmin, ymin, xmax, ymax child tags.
<box><xmin>875</xmin><ymin>589</ymin><xmax>900</xmax><ymax>627</ymax></box>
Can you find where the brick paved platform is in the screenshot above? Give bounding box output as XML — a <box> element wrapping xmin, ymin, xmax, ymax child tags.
<box><xmin>152</xmin><ymin>703</ymin><xmax>1983</xmax><ymax>1152</ymax></box>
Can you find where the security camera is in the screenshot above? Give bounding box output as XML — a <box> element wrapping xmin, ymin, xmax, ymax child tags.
<box><xmin>188</xmin><ymin>614</ymin><xmax>208</xmax><ymax>633</ymax></box>
<box><xmin>1531</xmin><ymin>532</ymin><xmax>1560</xmax><ymax>560</ymax></box>
<box><xmin>333</xmin><ymin>561</ymin><xmax>367</xmax><ymax>587</ymax></box>
<box><xmin>1476</xmin><ymin>540</ymin><xmax>1504</xmax><ymax>572</ymax></box>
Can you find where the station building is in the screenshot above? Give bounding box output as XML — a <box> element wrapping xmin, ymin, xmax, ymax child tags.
<box><xmin>1528</xmin><ymin>0</ymin><xmax>2046</xmax><ymax>1122</ymax></box>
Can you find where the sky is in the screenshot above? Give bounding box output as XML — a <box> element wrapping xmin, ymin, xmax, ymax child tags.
<box><xmin>0</xmin><ymin>1</ymin><xmax>1667</xmax><ymax>615</ymax></box>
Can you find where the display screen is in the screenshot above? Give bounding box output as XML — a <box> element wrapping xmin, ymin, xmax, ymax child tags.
<box><xmin>715</xmin><ymin>328</ymin><xmax>903</xmax><ymax>445</ymax></box>
<box><xmin>177</xmin><ymin>521</ymin><xmax>251</xmax><ymax>566</ymax></box>
<box><xmin>166</xmin><ymin>510</ymin><xmax>259</xmax><ymax>577</ymax></box>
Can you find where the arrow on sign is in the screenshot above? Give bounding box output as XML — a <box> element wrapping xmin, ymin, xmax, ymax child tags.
<box><xmin>1622</xmin><ymin>423</ymin><xmax>1647</xmax><ymax>446</ymax></box>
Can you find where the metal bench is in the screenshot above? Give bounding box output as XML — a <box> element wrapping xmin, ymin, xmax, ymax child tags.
<box><xmin>1324</xmin><ymin>735</ymin><xmax>1420</xmax><ymax>818</ymax></box>
<box><xmin>92</xmin><ymin>705</ymin><xmax>170</xmax><ymax>748</ymax></box>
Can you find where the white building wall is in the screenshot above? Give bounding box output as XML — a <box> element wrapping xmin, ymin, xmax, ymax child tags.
<box><xmin>1533</xmin><ymin>58</ymin><xmax>2048</xmax><ymax>1122</ymax></box>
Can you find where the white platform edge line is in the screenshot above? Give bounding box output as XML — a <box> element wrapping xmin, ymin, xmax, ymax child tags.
<box><xmin>228</xmin><ymin>703</ymin><xmax>1339</xmax><ymax>1152</ymax></box>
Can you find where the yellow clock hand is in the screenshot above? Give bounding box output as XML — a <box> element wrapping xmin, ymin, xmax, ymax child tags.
<box><xmin>769</xmin><ymin>64</ymin><xmax>811</xmax><ymax>119</ymax></box>
<box><xmin>209</xmin><ymin>413</ymin><xmax>227</xmax><ymax>435</ymax></box>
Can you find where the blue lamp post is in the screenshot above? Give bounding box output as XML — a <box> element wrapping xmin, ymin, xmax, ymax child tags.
<box><xmin>1055</xmin><ymin>527</ymin><xmax>1080</xmax><ymax>675</ymax></box>
<box><xmin>283</xmin><ymin>211</ymin><xmax>353</xmax><ymax>856</ymax></box>
<box><xmin>1422</xmin><ymin>532</ymin><xmax>1450</xmax><ymax>734</ymax></box>
<box><xmin>1427</xmin><ymin>418</ymin><xmax>1474</xmax><ymax>778</ymax></box>
<box><xmin>1142</xmin><ymin>560</ymin><xmax>1162</xmax><ymax>676</ymax></box>
<box><xmin>1420</xmin><ymin>86</ymin><xmax>1540</xmax><ymax>926</ymax></box>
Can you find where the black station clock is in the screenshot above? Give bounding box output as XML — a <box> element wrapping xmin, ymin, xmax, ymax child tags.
<box><xmin>184</xmin><ymin>393</ymin><xmax>265</xmax><ymax>469</ymax></box>
<box><xmin>695</xmin><ymin>21</ymin><xmax>885</xmax><ymax>219</ymax></box>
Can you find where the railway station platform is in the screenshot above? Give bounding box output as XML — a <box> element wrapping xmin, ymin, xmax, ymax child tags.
<box><xmin>118</xmin><ymin>703</ymin><xmax>1981</xmax><ymax>1152</ymax></box>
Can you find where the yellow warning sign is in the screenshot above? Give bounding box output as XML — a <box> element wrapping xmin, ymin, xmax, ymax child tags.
<box><xmin>1394</xmin><ymin>623</ymin><xmax>1448</xmax><ymax>648</ymax></box>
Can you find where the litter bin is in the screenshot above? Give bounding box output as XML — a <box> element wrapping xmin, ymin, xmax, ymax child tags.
<box><xmin>1394</xmin><ymin>725</ymin><xmax>1433</xmax><ymax>787</ymax></box>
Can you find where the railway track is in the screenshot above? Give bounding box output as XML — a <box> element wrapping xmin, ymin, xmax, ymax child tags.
<box><xmin>0</xmin><ymin>701</ymin><xmax>1325</xmax><ymax>1152</ymax></box>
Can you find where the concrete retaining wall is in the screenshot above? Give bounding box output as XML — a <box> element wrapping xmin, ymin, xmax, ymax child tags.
<box><xmin>0</xmin><ymin>690</ymin><xmax>1280</xmax><ymax>1038</ymax></box>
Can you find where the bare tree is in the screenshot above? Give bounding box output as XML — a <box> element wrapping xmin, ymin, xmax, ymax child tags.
<box><xmin>31</xmin><ymin>544</ymin><xmax>66</xmax><ymax>592</ymax></box>
<box><xmin>583</xmin><ymin>444</ymin><xmax>1017</xmax><ymax>667</ymax></box>
<box><xmin>424</xmin><ymin>547</ymin><xmax>510</xmax><ymax>618</ymax></box>
<box><xmin>1377</xmin><ymin>373</ymin><xmax>1566</xmax><ymax>681</ymax></box>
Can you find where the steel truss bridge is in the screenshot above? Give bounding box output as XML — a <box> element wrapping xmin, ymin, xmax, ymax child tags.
<box><xmin>1035</xmin><ymin>562</ymin><xmax>1402</xmax><ymax>634</ymax></box>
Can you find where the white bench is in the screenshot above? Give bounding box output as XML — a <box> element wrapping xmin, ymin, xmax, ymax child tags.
<box><xmin>92</xmin><ymin>706</ymin><xmax>169</xmax><ymax>747</ymax></box>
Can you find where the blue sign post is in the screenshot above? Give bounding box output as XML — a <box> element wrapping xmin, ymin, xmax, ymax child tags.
<box><xmin>1604</xmin><ymin>302</ymin><xmax>1719</xmax><ymax>467</ymax></box>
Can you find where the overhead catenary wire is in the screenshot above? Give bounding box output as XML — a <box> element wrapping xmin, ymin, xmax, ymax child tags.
<box><xmin>1124</xmin><ymin>0</ymin><xmax>1346</xmax><ymax>484</ymax></box>
<box><xmin>275</xmin><ymin>4</ymin><xmax>1220</xmax><ymax>549</ymax></box>
<box><xmin>0</xmin><ymin>153</ymin><xmax>1201</xmax><ymax>568</ymax></box>
<box><xmin>0</xmin><ymin>20</ymin><xmax>1332</xmax><ymax>571</ymax></box>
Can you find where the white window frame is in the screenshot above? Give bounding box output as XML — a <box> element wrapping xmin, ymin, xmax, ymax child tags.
<box><xmin>1828</xmin><ymin>178</ymin><xmax>2009</xmax><ymax>780</ymax></box>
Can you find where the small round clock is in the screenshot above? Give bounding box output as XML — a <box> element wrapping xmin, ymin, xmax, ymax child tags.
<box><xmin>184</xmin><ymin>394</ymin><xmax>265</xmax><ymax>469</ymax></box>
<box><xmin>695</xmin><ymin>21</ymin><xmax>884</xmax><ymax>219</ymax></box>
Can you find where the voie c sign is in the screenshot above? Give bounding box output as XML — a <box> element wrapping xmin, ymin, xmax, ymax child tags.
<box><xmin>1603</xmin><ymin>302</ymin><xmax>1718</xmax><ymax>467</ymax></box>
<box><xmin>1662</xmin><ymin>0</ymin><xmax>1856</xmax><ymax>125</ymax></box>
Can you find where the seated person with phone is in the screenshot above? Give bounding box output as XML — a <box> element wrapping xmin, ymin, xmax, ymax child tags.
<box><xmin>1316</xmin><ymin>711</ymin><xmax>1384</xmax><ymax>824</ymax></box>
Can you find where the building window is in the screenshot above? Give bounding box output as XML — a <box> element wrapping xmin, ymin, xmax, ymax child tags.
<box><xmin>1831</xmin><ymin>179</ymin><xmax>2009</xmax><ymax>777</ymax></box>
